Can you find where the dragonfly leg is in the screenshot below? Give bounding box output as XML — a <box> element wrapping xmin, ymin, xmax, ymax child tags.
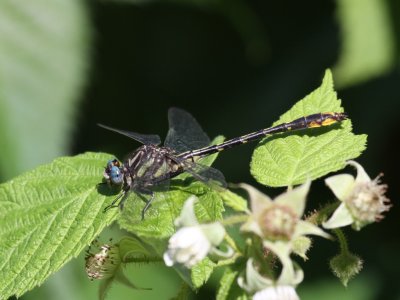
<box><xmin>140</xmin><ymin>191</ymin><xmax>154</xmax><ymax>220</ymax></box>
<box><xmin>104</xmin><ymin>185</ymin><xmax>130</xmax><ymax>212</ymax></box>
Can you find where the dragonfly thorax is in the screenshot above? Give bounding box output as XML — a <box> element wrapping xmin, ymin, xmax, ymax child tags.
<box><xmin>105</xmin><ymin>144</ymin><xmax>185</xmax><ymax>192</ymax></box>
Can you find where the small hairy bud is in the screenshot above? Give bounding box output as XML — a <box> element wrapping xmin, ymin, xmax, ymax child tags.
<box><xmin>329</xmin><ymin>252</ymin><xmax>363</xmax><ymax>286</ymax></box>
<box><xmin>85</xmin><ymin>241</ymin><xmax>121</xmax><ymax>280</ymax></box>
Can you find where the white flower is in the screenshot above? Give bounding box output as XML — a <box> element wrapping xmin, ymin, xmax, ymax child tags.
<box><xmin>240</xmin><ymin>181</ymin><xmax>328</xmax><ymax>242</ymax></box>
<box><xmin>238</xmin><ymin>259</ymin><xmax>302</xmax><ymax>300</ymax></box>
<box><xmin>323</xmin><ymin>160</ymin><xmax>391</xmax><ymax>230</ymax></box>
<box><xmin>163</xmin><ymin>226</ymin><xmax>212</xmax><ymax>268</ymax></box>
<box><xmin>240</xmin><ymin>181</ymin><xmax>329</xmax><ymax>281</ymax></box>
<box><xmin>253</xmin><ymin>286</ymin><xmax>300</xmax><ymax>300</ymax></box>
<box><xmin>163</xmin><ymin>196</ymin><xmax>228</xmax><ymax>268</ymax></box>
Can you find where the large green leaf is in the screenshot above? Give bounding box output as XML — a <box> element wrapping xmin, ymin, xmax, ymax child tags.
<box><xmin>191</xmin><ymin>258</ymin><xmax>216</xmax><ymax>289</ymax></box>
<box><xmin>0</xmin><ymin>152</ymin><xmax>117</xmax><ymax>299</ymax></box>
<box><xmin>250</xmin><ymin>70</ymin><xmax>367</xmax><ymax>187</ymax></box>
<box><xmin>0</xmin><ymin>0</ymin><xmax>90</xmax><ymax>179</ymax></box>
<box><xmin>117</xmin><ymin>182</ymin><xmax>224</xmax><ymax>239</ymax></box>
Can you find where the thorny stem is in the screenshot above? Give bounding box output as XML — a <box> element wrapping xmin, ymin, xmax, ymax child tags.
<box><xmin>333</xmin><ymin>228</ymin><xmax>349</xmax><ymax>254</ymax></box>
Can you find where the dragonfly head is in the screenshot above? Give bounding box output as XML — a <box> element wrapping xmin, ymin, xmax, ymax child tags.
<box><xmin>103</xmin><ymin>159</ymin><xmax>123</xmax><ymax>186</ymax></box>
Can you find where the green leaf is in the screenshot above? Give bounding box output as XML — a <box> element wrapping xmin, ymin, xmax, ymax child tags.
<box><xmin>117</xmin><ymin>185</ymin><xmax>224</xmax><ymax>240</ymax></box>
<box><xmin>219</xmin><ymin>189</ymin><xmax>248</xmax><ymax>212</ymax></box>
<box><xmin>250</xmin><ymin>70</ymin><xmax>367</xmax><ymax>187</ymax></box>
<box><xmin>0</xmin><ymin>152</ymin><xmax>118</xmax><ymax>299</ymax></box>
<box><xmin>333</xmin><ymin>0</ymin><xmax>395</xmax><ymax>88</ymax></box>
<box><xmin>0</xmin><ymin>0</ymin><xmax>90</xmax><ymax>179</ymax></box>
<box><xmin>216</xmin><ymin>268</ymin><xmax>238</xmax><ymax>300</ymax></box>
<box><xmin>191</xmin><ymin>258</ymin><xmax>216</xmax><ymax>289</ymax></box>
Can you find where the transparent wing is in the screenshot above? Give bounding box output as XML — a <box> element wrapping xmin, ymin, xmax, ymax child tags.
<box><xmin>181</xmin><ymin>159</ymin><xmax>227</xmax><ymax>190</ymax></box>
<box><xmin>164</xmin><ymin>107</ymin><xmax>210</xmax><ymax>152</ymax></box>
<box><xmin>98</xmin><ymin>123</ymin><xmax>161</xmax><ymax>145</ymax></box>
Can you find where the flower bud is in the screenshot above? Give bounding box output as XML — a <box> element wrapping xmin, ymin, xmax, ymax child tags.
<box><xmin>85</xmin><ymin>241</ymin><xmax>121</xmax><ymax>280</ymax></box>
<box><xmin>329</xmin><ymin>252</ymin><xmax>363</xmax><ymax>286</ymax></box>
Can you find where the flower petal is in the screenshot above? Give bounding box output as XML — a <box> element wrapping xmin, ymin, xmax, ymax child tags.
<box><xmin>262</xmin><ymin>240</ymin><xmax>295</xmax><ymax>283</ymax></box>
<box><xmin>209</xmin><ymin>245</ymin><xmax>234</xmax><ymax>259</ymax></box>
<box><xmin>237</xmin><ymin>258</ymin><xmax>274</xmax><ymax>293</ymax></box>
<box><xmin>163</xmin><ymin>252</ymin><xmax>175</xmax><ymax>267</ymax></box>
<box><xmin>295</xmin><ymin>220</ymin><xmax>331</xmax><ymax>239</ymax></box>
<box><xmin>175</xmin><ymin>195</ymin><xmax>199</xmax><ymax>227</ymax></box>
<box><xmin>348</xmin><ymin>160</ymin><xmax>371</xmax><ymax>184</ymax></box>
<box><xmin>274</xmin><ymin>180</ymin><xmax>310</xmax><ymax>216</ymax></box>
<box><xmin>253</xmin><ymin>286</ymin><xmax>300</xmax><ymax>300</ymax></box>
<box><xmin>325</xmin><ymin>174</ymin><xmax>355</xmax><ymax>201</ymax></box>
<box><xmin>240</xmin><ymin>218</ymin><xmax>264</xmax><ymax>237</ymax></box>
<box><xmin>323</xmin><ymin>203</ymin><xmax>354</xmax><ymax>229</ymax></box>
<box><xmin>239</xmin><ymin>183</ymin><xmax>272</xmax><ymax>219</ymax></box>
<box><xmin>164</xmin><ymin>226</ymin><xmax>211</xmax><ymax>268</ymax></box>
<box><xmin>200</xmin><ymin>222</ymin><xmax>225</xmax><ymax>246</ymax></box>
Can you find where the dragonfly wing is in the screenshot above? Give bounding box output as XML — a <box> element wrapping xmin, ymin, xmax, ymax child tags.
<box><xmin>164</xmin><ymin>107</ymin><xmax>210</xmax><ymax>152</ymax></box>
<box><xmin>98</xmin><ymin>124</ymin><xmax>161</xmax><ymax>145</ymax></box>
<box><xmin>182</xmin><ymin>160</ymin><xmax>227</xmax><ymax>189</ymax></box>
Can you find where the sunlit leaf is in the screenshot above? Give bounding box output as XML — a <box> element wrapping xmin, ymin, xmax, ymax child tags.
<box><xmin>250</xmin><ymin>70</ymin><xmax>367</xmax><ymax>187</ymax></box>
<box><xmin>191</xmin><ymin>258</ymin><xmax>215</xmax><ymax>289</ymax></box>
<box><xmin>216</xmin><ymin>268</ymin><xmax>238</xmax><ymax>300</ymax></box>
<box><xmin>0</xmin><ymin>152</ymin><xmax>117</xmax><ymax>299</ymax></box>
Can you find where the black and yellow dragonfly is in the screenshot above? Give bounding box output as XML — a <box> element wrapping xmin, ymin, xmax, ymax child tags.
<box><xmin>99</xmin><ymin>108</ymin><xmax>347</xmax><ymax>218</ymax></box>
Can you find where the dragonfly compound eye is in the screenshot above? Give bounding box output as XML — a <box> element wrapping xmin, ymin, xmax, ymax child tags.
<box><xmin>106</xmin><ymin>160</ymin><xmax>114</xmax><ymax>169</ymax></box>
<box><xmin>110</xmin><ymin>166</ymin><xmax>123</xmax><ymax>185</ymax></box>
<box><xmin>107</xmin><ymin>159</ymin><xmax>120</xmax><ymax>169</ymax></box>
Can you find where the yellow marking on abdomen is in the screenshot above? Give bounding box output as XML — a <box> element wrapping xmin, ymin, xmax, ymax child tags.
<box><xmin>321</xmin><ymin>118</ymin><xmax>337</xmax><ymax>126</ymax></box>
<box><xmin>308</xmin><ymin>121</ymin><xmax>321</xmax><ymax>128</ymax></box>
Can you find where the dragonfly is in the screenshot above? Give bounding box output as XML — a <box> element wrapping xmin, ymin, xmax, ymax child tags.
<box><xmin>99</xmin><ymin>108</ymin><xmax>347</xmax><ymax>219</ymax></box>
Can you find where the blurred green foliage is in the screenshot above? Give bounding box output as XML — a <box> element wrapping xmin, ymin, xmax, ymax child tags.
<box><xmin>0</xmin><ymin>0</ymin><xmax>89</xmax><ymax>179</ymax></box>
<box><xmin>333</xmin><ymin>0</ymin><xmax>395</xmax><ymax>87</ymax></box>
<box><xmin>0</xmin><ymin>0</ymin><xmax>399</xmax><ymax>299</ymax></box>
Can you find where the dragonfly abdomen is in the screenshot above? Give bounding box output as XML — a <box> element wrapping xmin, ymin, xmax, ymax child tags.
<box><xmin>264</xmin><ymin>112</ymin><xmax>348</xmax><ymax>134</ymax></box>
<box><xmin>180</xmin><ymin>112</ymin><xmax>347</xmax><ymax>159</ymax></box>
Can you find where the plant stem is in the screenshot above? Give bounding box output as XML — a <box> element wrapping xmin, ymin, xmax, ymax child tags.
<box><xmin>221</xmin><ymin>214</ymin><xmax>248</xmax><ymax>226</ymax></box>
<box><xmin>333</xmin><ymin>228</ymin><xmax>349</xmax><ymax>253</ymax></box>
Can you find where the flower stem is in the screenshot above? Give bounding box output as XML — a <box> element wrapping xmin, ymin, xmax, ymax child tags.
<box><xmin>333</xmin><ymin>228</ymin><xmax>349</xmax><ymax>253</ymax></box>
<box><xmin>224</xmin><ymin>233</ymin><xmax>241</xmax><ymax>254</ymax></box>
<box><xmin>221</xmin><ymin>214</ymin><xmax>248</xmax><ymax>226</ymax></box>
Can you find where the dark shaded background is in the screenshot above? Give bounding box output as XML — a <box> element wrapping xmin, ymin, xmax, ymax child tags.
<box><xmin>17</xmin><ymin>0</ymin><xmax>400</xmax><ymax>299</ymax></box>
